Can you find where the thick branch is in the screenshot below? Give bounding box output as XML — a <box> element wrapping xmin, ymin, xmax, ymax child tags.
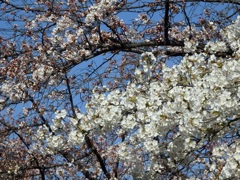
<box><xmin>65</xmin><ymin>74</ymin><xmax>77</xmax><ymax>118</ymax></box>
<box><xmin>85</xmin><ymin>135</ymin><xmax>111</xmax><ymax>179</ymax></box>
<box><xmin>60</xmin><ymin>151</ymin><xmax>95</xmax><ymax>180</ymax></box>
<box><xmin>164</xmin><ymin>0</ymin><xmax>170</xmax><ymax>44</ymax></box>
<box><xmin>63</xmin><ymin>40</ymin><xmax>184</xmax><ymax>69</ymax></box>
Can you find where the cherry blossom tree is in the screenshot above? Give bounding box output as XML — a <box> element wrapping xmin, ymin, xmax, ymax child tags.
<box><xmin>0</xmin><ymin>0</ymin><xmax>239</xmax><ymax>179</ymax></box>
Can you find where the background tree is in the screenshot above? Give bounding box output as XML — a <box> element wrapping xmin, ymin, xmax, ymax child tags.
<box><xmin>0</xmin><ymin>0</ymin><xmax>239</xmax><ymax>179</ymax></box>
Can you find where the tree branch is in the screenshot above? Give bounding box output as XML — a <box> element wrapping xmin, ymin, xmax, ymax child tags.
<box><xmin>85</xmin><ymin>135</ymin><xmax>111</xmax><ymax>179</ymax></box>
<box><xmin>174</xmin><ymin>0</ymin><xmax>240</xmax><ymax>5</ymax></box>
<box><xmin>164</xmin><ymin>0</ymin><xmax>170</xmax><ymax>44</ymax></box>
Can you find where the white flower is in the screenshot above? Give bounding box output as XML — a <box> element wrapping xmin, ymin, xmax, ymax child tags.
<box><xmin>184</xmin><ymin>39</ymin><xmax>198</xmax><ymax>52</ymax></box>
<box><xmin>70</xmin><ymin>117</ymin><xmax>79</xmax><ymax>126</ymax></box>
<box><xmin>32</xmin><ymin>64</ymin><xmax>53</xmax><ymax>82</ymax></box>
<box><xmin>48</xmin><ymin>136</ymin><xmax>65</xmax><ymax>150</ymax></box>
<box><xmin>68</xmin><ymin>130</ymin><xmax>84</xmax><ymax>145</ymax></box>
<box><xmin>55</xmin><ymin>109</ymin><xmax>67</xmax><ymax>119</ymax></box>
<box><xmin>76</xmin><ymin>28</ymin><xmax>84</xmax><ymax>36</ymax></box>
<box><xmin>23</xmin><ymin>108</ymin><xmax>29</xmax><ymax>116</ymax></box>
<box><xmin>205</xmin><ymin>41</ymin><xmax>227</xmax><ymax>53</ymax></box>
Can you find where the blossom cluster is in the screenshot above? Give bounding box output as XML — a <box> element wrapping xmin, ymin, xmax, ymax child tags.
<box><xmin>1</xmin><ymin>82</ymin><xmax>27</xmax><ymax>103</ymax></box>
<box><xmin>85</xmin><ymin>0</ymin><xmax>117</xmax><ymax>26</ymax></box>
<box><xmin>25</xmin><ymin>0</ymin><xmax>129</xmax><ymax>67</ymax></box>
<box><xmin>36</xmin><ymin>16</ymin><xmax>240</xmax><ymax>178</ymax></box>
<box><xmin>32</xmin><ymin>64</ymin><xmax>53</xmax><ymax>83</ymax></box>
